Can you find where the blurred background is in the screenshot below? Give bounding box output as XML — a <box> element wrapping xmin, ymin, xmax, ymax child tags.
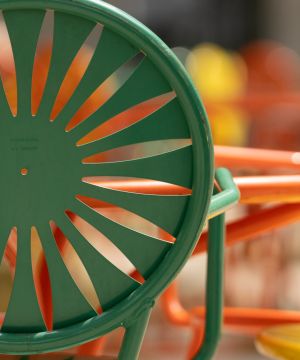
<box><xmin>111</xmin><ymin>0</ymin><xmax>300</xmax><ymax>54</ymax></box>
<box><xmin>107</xmin><ymin>1</ymin><xmax>300</xmax><ymax>359</ymax></box>
<box><xmin>1</xmin><ymin>1</ymin><xmax>300</xmax><ymax>359</ymax></box>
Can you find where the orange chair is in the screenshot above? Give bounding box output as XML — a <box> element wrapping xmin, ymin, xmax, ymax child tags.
<box><xmin>160</xmin><ymin>145</ymin><xmax>300</xmax><ymax>358</ymax></box>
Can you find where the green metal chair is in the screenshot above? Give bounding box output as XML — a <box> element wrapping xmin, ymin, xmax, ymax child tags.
<box><xmin>0</xmin><ymin>0</ymin><xmax>239</xmax><ymax>358</ymax></box>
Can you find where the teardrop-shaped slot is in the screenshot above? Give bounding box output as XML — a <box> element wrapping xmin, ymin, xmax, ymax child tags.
<box><xmin>51</xmin><ymin>24</ymin><xmax>103</xmax><ymax>121</ymax></box>
<box><xmin>66</xmin><ymin>211</ymin><xmax>145</xmax><ymax>283</ymax></box>
<box><xmin>0</xmin><ymin>12</ymin><xmax>17</xmax><ymax>116</ymax></box>
<box><xmin>31</xmin><ymin>226</ymin><xmax>51</xmax><ymax>329</ymax></box>
<box><xmin>82</xmin><ymin>177</ymin><xmax>191</xmax><ymax>196</ymax></box>
<box><xmin>50</xmin><ymin>221</ymin><xmax>101</xmax><ymax>312</ymax></box>
<box><xmin>78</xmin><ymin>92</ymin><xmax>175</xmax><ymax>146</ymax></box>
<box><xmin>76</xmin><ymin>195</ymin><xmax>175</xmax><ymax>243</ymax></box>
<box><xmin>31</xmin><ymin>10</ymin><xmax>54</xmax><ymax>116</ymax></box>
<box><xmin>82</xmin><ymin>139</ymin><xmax>192</xmax><ymax>164</ymax></box>
<box><xmin>0</xmin><ymin>228</ymin><xmax>16</xmax><ymax>325</ymax></box>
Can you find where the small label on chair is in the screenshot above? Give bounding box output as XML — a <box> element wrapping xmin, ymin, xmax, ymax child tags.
<box><xmin>10</xmin><ymin>137</ymin><xmax>39</xmax><ymax>151</ymax></box>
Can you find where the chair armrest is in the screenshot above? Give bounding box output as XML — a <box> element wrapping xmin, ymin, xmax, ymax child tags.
<box><xmin>208</xmin><ymin>168</ymin><xmax>240</xmax><ymax>220</ymax></box>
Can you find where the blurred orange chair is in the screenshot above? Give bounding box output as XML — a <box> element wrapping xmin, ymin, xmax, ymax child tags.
<box><xmin>241</xmin><ymin>41</ymin><xmax>300</xmax><ymax>153</ymax></box>
<box><xmin>160</xmin><ymin>145</ymin><xmax>300</xmax><ymax>358</ymax></box>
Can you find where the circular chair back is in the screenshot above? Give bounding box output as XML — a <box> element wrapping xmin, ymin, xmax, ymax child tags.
<box><xmin>0</xmin><ymin>0</ymin><xmax>213</xmax><ymax>358</ymax></box>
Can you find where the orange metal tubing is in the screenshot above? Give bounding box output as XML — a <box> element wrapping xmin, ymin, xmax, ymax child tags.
<box><xmin>193</xmin><ymin>203</ymin><xmax>300</xmax><ymax>255</ymax></box>
<box><xmin>161</xmin><ymin>283</ymin><xmax>300</xmax><ymax>334</ymax></box>
<box><xmin>84</xmin><ymin>174</ymin><xmax>300</xmax><ymax>207</ymax></box>
<box><xmin>236</xmin><ymin>175</ymin><xmax>300</xmax><ymax>203</ymax></box>
<box><xmin>215</xmin><ymin>146</ymin><xmax>300</xmax><ymax>170</ymax></box>
<box><xmin>205</xmin><ymin>92</ymin><xmax>300</xmax><ymax>113</ymax></box>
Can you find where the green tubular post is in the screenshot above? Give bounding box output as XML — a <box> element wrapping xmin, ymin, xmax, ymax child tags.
<box><xmin>194</xmin><ymin>212</ymin><xmax>225</xmax><ymax>360</ymax></box>
<box><xmin>119</xmin><ymin>306</ymin><xmax>153</xmax><ymax>360</ymax></box>
<box><xmin>193</xmin><ymin>169</ymin><xmax>239</xmax><ymax>358</ymax></box>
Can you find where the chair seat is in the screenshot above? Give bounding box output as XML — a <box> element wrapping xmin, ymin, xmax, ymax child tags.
<box><xmin>256</xmin><ymin>324</ymin><xmax>300</xmax><ymax>360</ymax></box>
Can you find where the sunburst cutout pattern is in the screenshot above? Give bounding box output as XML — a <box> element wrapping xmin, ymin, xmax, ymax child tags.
<box><xmin>0</xmin><ymin>8</ymin><xmax>194</xmax><ymax>333</ymax></box>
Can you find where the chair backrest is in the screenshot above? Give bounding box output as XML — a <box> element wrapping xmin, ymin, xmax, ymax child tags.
<box><xmin>0</xmin><ymin>0</ymin><xmax>214</xmax><ymax>357</ymax></box>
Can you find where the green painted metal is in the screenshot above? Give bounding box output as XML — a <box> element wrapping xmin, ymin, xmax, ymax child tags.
<box><xmin>0</xmin><ymin>0</ymin><xmax>228</xmax><ymax>357</ymax></box>
<box><xmin>119</xmin><ymin>305</ymin><xmax>153</xmax><ymax>360</ymax></box>
<box><xmin>192</xmin><ymin>170</ymin><xmax>239</xmax><ymax>358</ymax></box>
<box><xmin>208</xmin><ymin>168</ymin><xmax>240</xmax><ymax>219</ymax></box>
<box><xmin>194</xmin><ymin>212</ymin><xmax>225</xmax><ymax>360</ymax></box>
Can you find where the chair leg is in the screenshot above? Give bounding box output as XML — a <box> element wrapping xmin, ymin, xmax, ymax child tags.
<box><xmin>194</xmin><ymin>213</ymin><xmax>225</xmax><ymax>360</ymax></box>
<box><xmin>119</xmin><ymin>306</ymin><xmax>153</xmax><ymax>360</ymax></box>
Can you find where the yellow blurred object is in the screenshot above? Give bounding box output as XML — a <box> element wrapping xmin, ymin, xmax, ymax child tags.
<box><xmin>187</xmin><ymin>43</ymin><xmax>246</xmax><ymax>99</ymax></box>
<box><xmin>256</xmin><ymin>324</ymin><xmax>300</xmax><ymax>359</ymax></box>
<box><xmin>186</xmin><ymin>43</ymin><xmax>248</xmax><ymax>146</ymax></box>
